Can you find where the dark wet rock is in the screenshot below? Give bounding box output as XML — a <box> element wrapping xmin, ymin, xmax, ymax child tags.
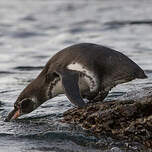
<box><xmin>63</xmin><ymin>88</ymin><xmax>152</xmax><ymax>149</ymax></box>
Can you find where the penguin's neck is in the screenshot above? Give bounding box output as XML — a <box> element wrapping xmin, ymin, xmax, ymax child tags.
<box><xmin>47</xmin><ymin>77</ymin><xmax>64</xmax><ymax>98</ymax></box>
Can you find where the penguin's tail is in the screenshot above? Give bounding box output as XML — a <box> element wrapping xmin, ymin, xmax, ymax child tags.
<box><xmin>136</xmin><ymin>70</ymin><xmax>148</xmax><ymax>79</ymax></box>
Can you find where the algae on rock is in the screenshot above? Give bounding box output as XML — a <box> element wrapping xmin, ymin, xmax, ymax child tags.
<box><xmin>63</xmin><ymin>87</ymin><xmax>152</xmax><ymax>148</ymax></box>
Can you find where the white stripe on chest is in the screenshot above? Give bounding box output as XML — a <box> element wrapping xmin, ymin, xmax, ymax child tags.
<box><xmin>47</xmin><ymin>77</ymin><xmax>63</xmax><ymax>99</ymax></box>
<box><xmin>67</xmin><ymin>62</ymin><xmax>98</xmax><ymax>92</ymax></box>
<box><xmin>51</xmin><ymin>80</ymin><xmax>63</xmax><ymax>97</ymax></box>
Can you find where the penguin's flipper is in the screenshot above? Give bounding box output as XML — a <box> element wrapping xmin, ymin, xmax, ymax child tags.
<box><xmin>55</xmin><ymin>69</ymin><xmax>86</xmax><ymax>108</ymax></box>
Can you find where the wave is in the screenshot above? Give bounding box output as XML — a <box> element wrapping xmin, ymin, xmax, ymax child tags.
<box><xmin>105</xmin><ymin>20</ymin><xmax>152</xmax><ymax>26</ymax></box>
<box><xmin>14</xmin><ymin>66</ymin><xmax>44</xmax><ymax>71</ymax></box>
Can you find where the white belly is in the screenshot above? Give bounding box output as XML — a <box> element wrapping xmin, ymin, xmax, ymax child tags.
<box><xmin>49</xmin><ymin>62</ymin><xmax>99</xmax><ymax>98</ymax></box>
<box><xmin>67</xmin><ymin>62</ymin><xmax>98</xmax><ymax>92</ymax></box>
<box><xmin>51</xmin><ymin>76</ymin><xmax>90</xmax><ymax>97</ymax></box>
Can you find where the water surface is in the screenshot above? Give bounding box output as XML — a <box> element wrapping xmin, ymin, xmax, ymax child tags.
<box><xmin>0</xmin><ymin>0</ymin><xmax>152</xmax><ymax>151</ymax></box>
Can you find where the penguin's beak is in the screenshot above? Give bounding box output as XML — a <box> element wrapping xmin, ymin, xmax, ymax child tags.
<box><xmin>5</xmin><ymin>108</ymin><xmax>21</xmax><ymax>122</ymax></box>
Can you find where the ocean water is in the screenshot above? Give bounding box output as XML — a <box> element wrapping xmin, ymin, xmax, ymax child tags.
<box><xmin>0</xmin><ymin>0</ymin><xmax>152</xmax><ymax>151</ymax></box>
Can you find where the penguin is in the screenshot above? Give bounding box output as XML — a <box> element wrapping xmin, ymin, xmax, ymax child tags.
<box><xmin>5</xmin><ymin>43</ymin><xmax>147</xmax><ymax>121</ymax></box>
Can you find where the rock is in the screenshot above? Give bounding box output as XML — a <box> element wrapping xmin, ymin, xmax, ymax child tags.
<box><xmin>63</xmin><ymin>87</ymin><xmax>152</xmax><ymax>148</ymax></box>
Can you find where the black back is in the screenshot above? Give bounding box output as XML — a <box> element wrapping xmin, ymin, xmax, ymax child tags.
<box><xmin>44</xmin><ymin>43</ymin><xmax>147</xmax><ymax>90</ymax></box>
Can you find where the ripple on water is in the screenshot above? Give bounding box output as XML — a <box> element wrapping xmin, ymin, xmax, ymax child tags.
<box><xmin>0</xmin><ymin>71</ymin><xmax>16</xmax><ymax>75</ymax></box>
<box><xmin>145</xmin><ymin>70</ymin><xmax>152</xmax><ymax>74</ymax></box>
<box><xmin>103</xmin><ymin>20</ymin><xmax>152</xmax><ymax>31</ymax></box>
<box><xmin>14</xmin><ymin>66</ymin><xmax>44</xmax><ymax>71</ymax></box>
<box><xmin>105</xmin><ymin>20</ymin><xmax>152</xmax><ymax>26</ymax></box>
<box><xmin>21</xmin><ymin>15</ymin><xmax>36</xmax><ymax>22</ymax></box>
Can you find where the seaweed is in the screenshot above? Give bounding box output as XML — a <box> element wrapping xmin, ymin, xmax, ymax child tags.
<box><xmin>63</xmin><ymin>88</ymin><xmax>152</xmax><ymax>148</ymax></box>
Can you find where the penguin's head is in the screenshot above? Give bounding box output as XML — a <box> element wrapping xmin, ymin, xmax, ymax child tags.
<box><xmin>5</xmin><ymin>97</ymin><xmax>37</xmax><ymax>121</ymax></box>
<box><xmin>5</xmin><ymin>71</ymin><xmax>61</xmax><ymax>122</ymax></box>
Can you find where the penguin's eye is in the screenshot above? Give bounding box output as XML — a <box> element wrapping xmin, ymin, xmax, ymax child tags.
<box><xmin>20</xmin><ymin>99</ymin><xmax>34</xmax><ymax>114</ymax></box>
